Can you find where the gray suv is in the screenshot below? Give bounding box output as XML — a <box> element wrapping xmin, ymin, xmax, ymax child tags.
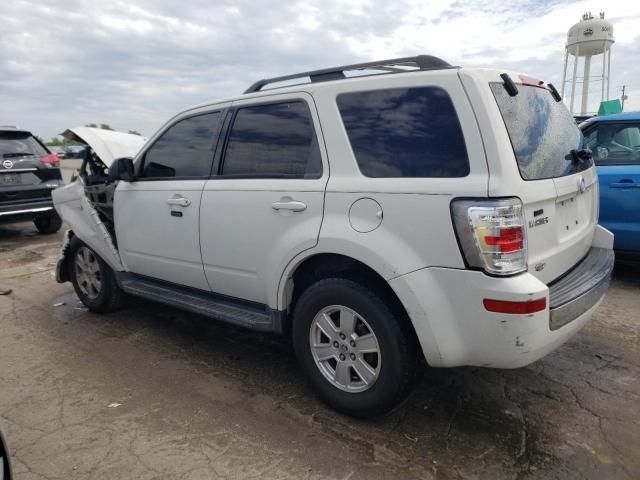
<box><xmin>0</xmin><ymin>127</ymin><xmax>63</xmax><ymax>234</ymax></box>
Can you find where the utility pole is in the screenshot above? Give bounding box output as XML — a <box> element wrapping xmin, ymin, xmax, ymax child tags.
<box><xmin>621</xmin><ymin>85</ymin><xmax>627</xmax><ymax>111</ymax></box>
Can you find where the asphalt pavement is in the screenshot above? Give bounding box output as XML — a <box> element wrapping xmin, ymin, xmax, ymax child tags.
<box><xmin>0</xmin><ymin>220</ymin><xmax>638</xmax><ymax>479</ymax></box>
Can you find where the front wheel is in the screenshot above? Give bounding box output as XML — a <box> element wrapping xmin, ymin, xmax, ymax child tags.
<box><xmin>68</xmin><ymin>238</ymin><xmax>125</xmax><ymax>313</ymax></box>
<box><xmin>292</xmin><ymin>278</ymin><xmax>419</xmax><ymax>418</ymax></box>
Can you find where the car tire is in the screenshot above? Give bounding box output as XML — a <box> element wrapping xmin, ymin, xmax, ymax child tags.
<box><xmin>292</xmin><ymin>278</ymin><xmax>419</xmax><ymax>418</ymax></box>
<box><xmin>68</xmin><ymin>237</ymin><xmax>125</xmax><ymax>313</ymax></box>
<box><xmin>34</xmin><ymin>213</ymin><xmax>62</xmax><ymax>234</ymax></box>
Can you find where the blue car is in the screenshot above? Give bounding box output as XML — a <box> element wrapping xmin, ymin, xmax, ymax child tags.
<box><xmin>581</xmin><ymin>112</ymin><xmax>640</xmax><ymax>255</ymax></box>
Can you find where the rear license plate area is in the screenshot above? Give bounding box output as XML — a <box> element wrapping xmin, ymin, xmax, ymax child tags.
<box><xmin>0</xmin><ymin>173</ymin><xmax>20</xmax><ymax>185</ymax></box>
<box><xmin>556</xmin><ymin>194</ymin><xmax>591</xmax><ymax>238</ymax></box>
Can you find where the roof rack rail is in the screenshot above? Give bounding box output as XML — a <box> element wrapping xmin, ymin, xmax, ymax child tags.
<box><xmin>244</xmin><ymin>55</ymin><xmax>453</xmax><ymax>94</ymax></box>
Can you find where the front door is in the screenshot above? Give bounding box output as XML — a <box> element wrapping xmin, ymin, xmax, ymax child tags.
<box><xmin>584</xmin><ymin>121</ymin><xmax>640</xmax><ymax>252</ymax></box>
<box><xmin>115</xmin><ymin>109</ymin><xmax>224</xmax><ymax>290</ymax></box>
<box><xmin>200</xmin><ymin>93</ymin><xmax>328</xmax><ymax>305</ymax></box>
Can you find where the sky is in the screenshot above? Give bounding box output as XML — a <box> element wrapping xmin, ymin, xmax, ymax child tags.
<box><xmin>1</xmin><ymin>0</ymin><xmax>639</xmax><ymax>141</ymax></box>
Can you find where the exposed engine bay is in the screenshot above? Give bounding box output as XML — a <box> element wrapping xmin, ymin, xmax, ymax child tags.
<box><xmin>52</xmin><ymin>127</ymin><xmax>147</xmax><ymax>274</ymax></box>
<box><xmin>62</xmin><ymin>127</ymin><xmax>148</xmax><ymax>238</ymax></box>
<box><xmin>77</xmin><ymin>149</ymin><xmax>118</xmax><ymax>236</ymax></box>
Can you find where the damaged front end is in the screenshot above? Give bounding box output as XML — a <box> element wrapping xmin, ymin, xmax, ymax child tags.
<box><xmin>52</xmin><ymin>127</ymin><xmax>146</xmax><ymax>282</ymax></box>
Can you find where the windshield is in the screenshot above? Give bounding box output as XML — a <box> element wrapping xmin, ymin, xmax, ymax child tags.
<box><xmin>490</xmin><ymin>83</ymin><xmax>590</xmax><ymax>180</ymax></box>
<box><xmin>0</xmin><ymin>131</ymin><xmax>49</xmax><ymax>158</ymax></box>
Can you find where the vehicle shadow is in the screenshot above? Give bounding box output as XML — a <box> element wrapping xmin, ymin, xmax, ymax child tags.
<box><xmin>612</xmin><ymin>257</ymin><xmax>640</xmax><ymax>285</ymax></box>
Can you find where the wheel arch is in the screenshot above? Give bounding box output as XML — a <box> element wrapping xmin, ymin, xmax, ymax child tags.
<box><xmin>56</xmin><ymin>229</ymin><xmax>76</xmax><ymax>283</ymax></box>
<box><xmin>280</xmin><ymin>252</ymin><xmax>422</xmax><ymax>356</ymax></box>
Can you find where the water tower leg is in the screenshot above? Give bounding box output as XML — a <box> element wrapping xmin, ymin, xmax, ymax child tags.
<box><xmin>570</xmin><ymin>45</ymin><xmax>579</xmax><ymax>114</ymax></box>
<box><xmin>606</xmin><ymin>47</ymin><xmax>612</xmax><ymax>100</ymax></box>
<box><xmin>601</xmin><ymin>42</ymin><xmax>606</xmax><ymax>103</ymax></box>
<box><xmin>581</xmin><ymin>55</ymin><xmax>591</xmax><ymax>115</ymax></box>
<box><xmin>561</xmin><ymin>49</ymin><xmax>569</xmax><ymax>98</ymax></box>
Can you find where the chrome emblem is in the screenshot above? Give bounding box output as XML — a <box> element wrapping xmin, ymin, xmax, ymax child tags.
<box><xmin>578</xmin><ymin>177</ymin><xmax>586</xmax><ymax>194</ymax></box>
<box><xmin>2</xmin><ymin>160</ymin><xmax>13</xmax><ymax>169</ymax></box>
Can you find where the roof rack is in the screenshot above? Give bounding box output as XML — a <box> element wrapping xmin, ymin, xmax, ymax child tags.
<box><xmin>244</xmin><ymin>55</ymin><xmax>453</xmax><ymax>94</ymax></box>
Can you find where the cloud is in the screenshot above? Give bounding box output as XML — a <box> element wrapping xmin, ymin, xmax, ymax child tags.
<box><xmin>0</xmin><ymin>0</ymin><xmax>638</xmax><ymax>140</ymax></box>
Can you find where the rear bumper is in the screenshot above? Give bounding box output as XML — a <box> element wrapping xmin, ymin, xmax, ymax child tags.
<box><xmin>0</xmin><ymin>199</ymin><xmax>55</xmax><ymax>222</ymax></box>
<box><xmin>390</xmin><ymin>228</ymin><xmax>614</xmax><ymax>368</ymax></box>
<box><xmin>548</xmin><ymin>247</ymin><xmax>614</xmax><ymax>330</ymax></box>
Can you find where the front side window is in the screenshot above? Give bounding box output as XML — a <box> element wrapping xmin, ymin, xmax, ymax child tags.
<box><xmin>141</xmin><ymin>112</ymin><xmax>221</xmax><ymax>179</ymax></box>
<box><xmin>221</xmin><ymin>101</ymin><xmax>322</xmax><ymax>178</ymax></box>
<box><xmin>337</xmin><ymin>87</ymin><xmax>470</xmax><ymax>178</ymax></box>
<box><xmin>584</xmin><ymin>123</ymin><xmax>640</xmax><ymax>166</ymax></box>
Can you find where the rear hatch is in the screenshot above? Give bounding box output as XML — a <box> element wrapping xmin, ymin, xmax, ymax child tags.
<box><xmin>0</xmin><ymin>130</ymin><xmax>62</xmax><ymax>206</ymax></box>
<box><xmin>462</xmin><ymin>70</ymin><xmax>597</xmax><ymax>284</ymax></box>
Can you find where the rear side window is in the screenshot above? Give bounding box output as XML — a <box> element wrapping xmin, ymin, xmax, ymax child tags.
<box><xmin>337</xmin><ymin>87</ymin><xmax>469</xmax><ymax>178</ymax></box>
<box><xmin>0</xmin><ymin>131</ymin><xmax>48</xmax><ymax>159</ymax></box>
<box><xmin>584</xmin><ymin>123</ymin><xmax>640</xmax><ymax>165</ymax></box>
<box><xmin>490</xmin><ymin>83</ymin><xmax>589</xmax><ymax>180</ymax></box>
<box><xmin>221</xmin><ymin>101</ymin><xmax>322</xmax><ymax>178</ymax></box>
<box><xmin>141</xmin><ymin>112</ymin><xmax>221</xmax><ymax>179</ymax></box>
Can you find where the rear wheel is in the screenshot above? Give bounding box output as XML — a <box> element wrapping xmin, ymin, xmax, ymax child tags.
<box><xmin>34</xmin><ymin>213</ymin><xmax>62</xmax><ymax>234</ymax></box>
<box><xmin>68</xmin><ymin>238</ymin><xmax>124</xmax><ymax>313</ymax></box>
<box><xmin>292</xmin><ymin>278</ymin><xmax>419</xmax><ymax>418</ymax></box>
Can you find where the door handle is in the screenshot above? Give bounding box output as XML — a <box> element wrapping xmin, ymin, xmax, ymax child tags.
<box><xmin>271</xmin><ymin>200</ymin><xmax>307</xmax><ymax>212</ymax></box>
<box><xmin>610</xmin><ymin>180</ymin><xmax>639</xmax><ymax>189</ymax></box>
<box><xmin>167</xmin><ymin>196</ymin><xmax>191</xmax><ymax>207</ymax></box>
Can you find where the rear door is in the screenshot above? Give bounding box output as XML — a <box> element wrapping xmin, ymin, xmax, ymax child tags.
<box><xmin>460</xmin><ymin>70</ymin><xmax>597</xmax><ymax>283</ymax></box>
<box><xmin>584</xmin><ymin>121</ymin><xmax>640</xmax><ymax>252</ymax></box>
<box><xmin>115</xmin><ymin>109</ymin><xmax>225</xmax><ymax>290</ymax></box>
<box><xmin>199</xmin><ymin>92</ymin><xmax>328</xmax><ymax>305</ymax></box>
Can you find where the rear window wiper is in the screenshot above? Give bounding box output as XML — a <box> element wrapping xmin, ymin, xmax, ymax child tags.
<box><xmin>564</xmin><ymin>148</ymin><xmax>592</xmax><ymax>164</ymax></box>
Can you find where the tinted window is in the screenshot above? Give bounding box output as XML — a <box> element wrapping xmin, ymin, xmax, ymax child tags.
<box><xmin>584</xmin><ymin>123</ymin><xmax>640</xmax><ymax>166</ymax></box>
<box><xmin>141</xmin><ymin>112</ymin><xmax>220</xmax><ymax>178</ymax></box>
<box><xmin>0</xmin><ymin>131</ymin><xmax>48</xmax><ymax>158</ymax></box>
<box><xmin>337</xmin><ymin>87</ymin><xmax>469</xmax><ymax>178</ymax></box>
<box><xmin>491</xmin><ymin>83</ymin><xmax>590</xmax><ymax>180</ymax></box>
<box><xmin>222</xmin><ymin>101</ymin><xmax>322</xmax><ymax>178</ymax></box>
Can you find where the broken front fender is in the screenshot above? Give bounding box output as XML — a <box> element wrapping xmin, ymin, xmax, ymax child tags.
<box><xmin>55</xmin><ymin>229</ymin><xmax>73</xmax><ymax>283</ymax></box>
<box><xmin>52</xmin><ymin>178</ymin><xmax>123</xmax><ymax>278</ymax></box>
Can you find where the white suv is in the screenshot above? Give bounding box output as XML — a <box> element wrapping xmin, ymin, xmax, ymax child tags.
<box><xmin>53</xmin><ymin>55</ymin><xmax>614</xmax><ymax>417</ymax></box>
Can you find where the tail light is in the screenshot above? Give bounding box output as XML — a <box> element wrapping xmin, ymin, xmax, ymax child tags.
<box><xmin>41</xmin><ymin>154</ymin><xmax>60</xmax><ymax>167</ymax></box>
<box><xmin>451</xmin><ymin>198</ymin><xmax>527</xmax><ymax>275</ymax></box>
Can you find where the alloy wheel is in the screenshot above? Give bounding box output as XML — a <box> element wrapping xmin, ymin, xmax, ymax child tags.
<box><xmin>309</xmin><ymin>305</ymin><xmax>381</xmax><ymax>393</ymax></box>
<box><xmin>74</xmin><ymin>246</ymin><xmax>101</xmax><ymax>300</ymax></box>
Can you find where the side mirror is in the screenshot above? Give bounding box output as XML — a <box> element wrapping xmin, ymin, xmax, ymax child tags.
<box><xmin>1</xmin><ymin>429</ymin><xmax>13</xmax><ymax>480</ymax></box>
<box><xmin>108</xmin><ymin>157</ymin><xmax>135</xmax><ymax>182</ymax></box>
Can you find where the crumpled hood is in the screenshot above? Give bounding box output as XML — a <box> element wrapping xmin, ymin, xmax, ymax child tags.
<box><xmin>62</xmin><ymin>127</ymin><xmax>147</xmax><ymax>166</ymax></box>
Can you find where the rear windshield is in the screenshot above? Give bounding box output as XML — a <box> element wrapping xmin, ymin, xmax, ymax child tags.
<box><xmin>490</xmin><ymin>83</ymin><xmax>590</xmax><ymax>180</ymax></box>
<box><xmin>0</xmin><ymin>131</ymin><xmax>48</xmax><ymax>158</ymax></box>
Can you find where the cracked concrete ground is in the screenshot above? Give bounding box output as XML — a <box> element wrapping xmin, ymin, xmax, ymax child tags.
<box><xmin>0</xmin><ymin>221</ymin><xmax>638</xmax><ymax>480</ymax></box>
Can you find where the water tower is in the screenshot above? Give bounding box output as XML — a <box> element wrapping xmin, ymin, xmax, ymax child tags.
<box><xmin>561</xmin><ymin>12</ymin><xmax>614</xmax><ymax>115</ymax></box>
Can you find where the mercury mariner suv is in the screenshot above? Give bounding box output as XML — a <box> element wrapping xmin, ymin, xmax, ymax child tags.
<box><xmin>52</xmin><ymin>55</ymin><xmax>614</xmax><ymax>418</ymax></box>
